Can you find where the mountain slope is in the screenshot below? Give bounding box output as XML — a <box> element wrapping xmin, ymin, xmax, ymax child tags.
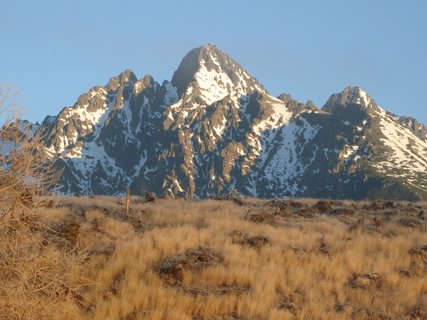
<box><xmin>31</xmin><ymin>45</ymin><xmax>427</xmax><ymax>200</ymax></box>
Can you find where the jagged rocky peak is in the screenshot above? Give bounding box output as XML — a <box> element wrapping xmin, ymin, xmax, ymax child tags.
<box><xmin>277</xmin><ymin>93</ymin><xmax>293</xmax><ymax>103</ymax></box>
<box><xmin>322</xmin><ymin>86</ymin><xmax>379</xmax><ymax>114</ymax></box>
<box><xmin>106</xmin><ymin>69</ymin><xmax>138</xmax><ymax>91</ymax></box>
<box><xmin>389</xmin><ymin>114</ymin><xmax>427</xmax><ymax>141</ymax></box>
<box><xmin>277</xmin><ymin>93</ymin><xmax>318</xmax><ymax>115</ymax></box>
<box><xmin>171</xmin><ymin>44</ymin><xmax>266</xmax><ymax>103</ymax></box>
<box><xmin>141</xmin><ymin>74</ymin><xmax>154</xmax><ymax>86</ymax></box>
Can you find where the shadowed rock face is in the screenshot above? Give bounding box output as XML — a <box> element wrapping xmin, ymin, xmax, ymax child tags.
<box><xmin>394</xmin><ymin>115</ymin><xmax>427</xmax><ymax>142</ymax></box>
<box><xmin>29</xmin><ymin>45</ymin><xmax>427</xmax><ymax>200</ymax></box>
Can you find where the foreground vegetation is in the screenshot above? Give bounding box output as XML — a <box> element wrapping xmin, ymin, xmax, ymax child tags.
<box><xmin>0</xmin><ymin>86</ymin><xmax>88</xmax><ymax>320</ymax></box>
<box><xmin>27</xmin><ymin>196</ymin><xmax>426</xmax><ymax>320</ymax></box>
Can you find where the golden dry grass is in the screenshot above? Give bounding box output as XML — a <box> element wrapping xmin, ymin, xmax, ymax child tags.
<box><xmin>35</xmin><ymin>197</ymin><xmax>426</xmax><ymax>320</ymax></box>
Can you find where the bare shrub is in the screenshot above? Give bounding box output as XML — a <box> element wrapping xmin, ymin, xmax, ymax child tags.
<box><xmin>0</xmin><ymin>85</ymin><xmax>86</xmax><ymax>320</ymax></box>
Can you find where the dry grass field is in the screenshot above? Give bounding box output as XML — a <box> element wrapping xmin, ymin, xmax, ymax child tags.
<box><xmin>30</xmin><ymin>196</ymin><xmax>427</xmax><ymax>320</ymax></box>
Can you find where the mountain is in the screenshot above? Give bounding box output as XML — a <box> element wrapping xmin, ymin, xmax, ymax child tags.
<box><xmin>30</xmin><ymin>44</ymin><xmax>427</xmax><ymax>200</ymax></box>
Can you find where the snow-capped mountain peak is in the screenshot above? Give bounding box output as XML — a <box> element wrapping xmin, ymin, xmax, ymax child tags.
<box><xmin>171</xmin><ymin>44</ymin><xmax>265</xmax><ymax>105</ymax></box>
<box><xmin>106</xmin><ymin>69</ymin><xmax>137</xmax><ymax>91</ymax></box>
<box><xmin>322</xmin><ymin>86</ymin><xmax>380</xmax><ymax>114</ymax></box>
<box><xmin>22</xmin><ymin>45</ymin><xmax>427</xmax><ymax>200</ymax></box>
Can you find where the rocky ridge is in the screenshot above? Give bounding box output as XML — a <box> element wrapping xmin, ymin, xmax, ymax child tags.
<box><xmin>28</xmin><ymin>44</ymin><xmax>427</xmax><ymax>200</ymax></box>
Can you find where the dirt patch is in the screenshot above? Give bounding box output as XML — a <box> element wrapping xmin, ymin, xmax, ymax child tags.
<box><xmin>155</xmin><ymin>247</ymin><xmax>223</xmax><ymax>284</ymax></box>
<box><xmin>228</xmin><ymin>230</ymin><xmax>271</xmax><ymax>249</ymax></box>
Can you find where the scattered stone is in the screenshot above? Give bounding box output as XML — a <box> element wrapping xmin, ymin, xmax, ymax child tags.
<box><xmin>232</xmin><ymin>197</ymin><xmax>244</xmax><ymax>206</ymax></box>
<box><xmin>128</xmin><ymin>216</ymin><xmax>145</xmax><ymax>232</ymax></box>
<box><xmin>372</xmin><ymin>217</ymin><xmax>384</xmax><ymax>227</ymax></box>
<box><xmin>158</xmin><ymin>263</ymin><xmax>184</xmax><ymax>284</ymax></box>
<box><xmin>399</xmin><ymin>217</ymin><xmax>422</xmax><ymax>228</ymax></box>
<box><xmin>348</xmin><ymin>217</ymin><xmax>365</xmax><ymax>232</ymax></box>
<box><xmin>384</xmin><ymin>210</ymin><xmax>397</xmax><ymax>217</ymax></box>
<box><xmin>289</xmin><ymin>201</ymin><xmax>304</xmax><ymax>209</ymax></box>
<box><xmin>144</xmin><ymin>192</ymin><xmax>156</xmax><ymax>203</ymax></box>
<box><xmin>329</xmin><ymin>208</ymin><xmax>355</xmax><ymax>216</ymax></box>
<box><xmin>180</xmin><ymin>283</ymin><xmax>250</xmax><ymax>296</ymax></box>
<box><xmin>409</xmin><ymin>245</ymin><xmax>427</xmax><ymax>254</ymax></box>
<box><xmin>155</xmin><ymin>246</ymin><xmax>223</xmax><ymax>284</ymax></box>
<box><xmin>347</xmin><ymin>272</ymin><xmax>381</xmax><ymax>289</ymax></box>
<box><xmin>215</xmin><ymin>283</ymin><xmax>250</xmax><ymax>295</ymax></box>
<box><xmin>183</xmin><ymin>283</ymin><xmax>249</xmax><ymax>297</ymax></box>
<box><xmin>409</xmin><ymin>245</ymin><xmax>427</xmax><ymax>259</ymax></box>
<box><xmin>89</xmin><ymin>247</ymin><xmax>115</xmax><ymax>256</ymax></box>
<box><xmin>405</xmin><ymin>204</ymin><xmax>419</xmax><ymax>213</ymax></box>
<box><xmin>277</xmin><ymin>301</ymin><xmax>297</xmax><ymax>313</ymax></box>
<box><xmin>356</xmin><ymin>307</ymin><xmax>392</xmax><ymax>320</ymax></box>
<box><xmin>331</xmin><ymin>200</ymin><xmax>344</xmax><ymax>206</ymax></box>
<box><xmin>192</xmin><ymin>313</ymin><xmax>242</xmax><ymax>320</ymax></box>
<box><xmin>181</xmin><ymin>284</ymin><xmax>209</xmax><ymax>296</ymax></box>
<box><xmin>247</xmin><ymin>211</ymin><xmax>276</xmax><ymax>224</ymax></box>
<box><xmin>244</xmin><ymin>235</ymin><xmax>270</xmax><ymax>248</ymax></box>
<box><xmin>334</xmin><ymin>302</ymin><xmax>353</xmax><ymax>313</ymax></box>
<box><xmin>407</xmin><ymin>306</ymin><xmax>427</xmax><ymax>319</ymax></box>
<box><xmin>110</xmin><ymin>270</ymin><xmax>125</xmax><ymax>295</ymax></box>
<box><xmin>295</xmin><ymin>207</ymin><xmax>316</xmax><ymax>218</ymax></box>
<box><xmin>362</xmin><ymin>201</ymin><xmax>384</xmax><ymax>211</ymax></box>
<box><xmin>58</xmin><ymin>221</ymin><xmax>80</xmax><ymax>246</ymax></box>
<box><xmin>383</xmin><ymin>201</ymin><xmax>395</xmax><ymax>209</ymax></box>
<box><xmin>46</xmin><ymin>200</ymin><xmax>55</xmax><ymax>208</ymax></box>
<box><xmin>90</xmin><ymin>218</ymin><xmax>100</xmax><ymax>232</ymax></box>
<box><xmin>268</xmin><ymin>199</ymin><xmax>288</xmax><ymax>208</ymax></box>
<box><xmin>313</xmin><ymin>200</ymin><xmax>332</xmax><ymax>213</ymax></box>
<box><xmin>318</xmin><ymin>235</ymin><xmax>330</xmax><ymax>255</ymax></box>
<box><xmin>398</xmin><ymin>268</ymin><xmax>412</xmax><ymax>278</ymax></box>
<box><xmin>229</xmin><ymin>231</ymin><xmax>271</xmax><ymax>249</ymax></box>
<box><xmin>195</xmin><ymin>217</ymin><xmax>208</xmax><ymax>230</ymax></box>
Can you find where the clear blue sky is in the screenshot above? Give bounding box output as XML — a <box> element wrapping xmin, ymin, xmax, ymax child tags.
<box><xmin>1</xmin><ymin>0</ymin><xmax>426</xmax><ymax>125</ymax></box>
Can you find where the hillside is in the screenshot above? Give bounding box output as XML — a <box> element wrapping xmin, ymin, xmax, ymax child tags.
<box><xmin>34</xmin><ymin>196</ymin><xmax>427</xmax><ymax>319</ymax></box>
